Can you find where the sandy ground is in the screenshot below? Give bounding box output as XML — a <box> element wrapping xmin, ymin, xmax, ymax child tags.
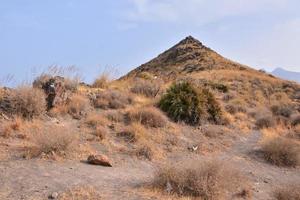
<box><xmin>0</xmin><ymin>130</ymin><xmax>299</xmax><ymax>200</ymax></box>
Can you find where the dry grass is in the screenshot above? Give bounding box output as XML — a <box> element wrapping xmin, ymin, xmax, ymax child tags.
<box><xmin>130</xmin><ymin>78</ymin><xmax>162</xmax><ymax>97</ymax></box>
<box><xmin>0</xmin><ymin>117</ymin><xmax>24</xmax><ymax>138</ymax></box>
<box><xmin>273</xmin><ymin>184</ymin><xmax>300</xmax><ymax>200</ymax></box>
<box><xmin>153</xmin><ymin>159</ymin><xmax>250</xmax><ymax>200</ymax></box>
<box><xmin>50</xmin><ymin>94</ymin><xmax>90</xmax><ymax>119</ymax></box>
<box><xmin>85</xmin><ymin>113</ymin><xmax>108</xmax><ymax>128</ymax></box>
<box><xmin>92</xmin><ymin>72</ymin><xmax>111</xmax><ymax>89</ymax></box>
<box><xmin>261</xmin><ymin>137</ymin><xmax>300</xmax><ymax>167</ymax></box>
<box><xmin>136</xmin><ymin>145</ymin><xmax>153</xmax><ymax>161</ymax></box>
<box><xmin>291</xmin><ymin>114</ymin><xmax>300</xmax><ymax>127</ymax></box>
<box><xmin>202</xmin><ymin>125</ymin><xmax>228</xmax><ymax>138</ymax></box>
<box><xmin>93</xmin><ymin>90</ymin><xmax>134</xmax><ymax>109</ymax></box>
<box><xmin>58</xmin><ymin>186</ymin><xmax>102</xmax><ymax>200</ymax></box>
<box><xmin>0</xmin><ymin>86</ymin><xmax>46</xmax><ymax>119</ymax></box>
<box><xmin>126</xmin><ymin>107</ymin><xmax>168</xmax><ymax>128</ymax></box>
<box><xmin>117</xmin><ymin>123</ymin><xmax>146</xmax><ymax>143</ymax></box>
<box><xmin>26</xmin><ymin>124</ymin><xmax>75</xmax><ymax>158</ymax></box>
<box><xmin>91</xmin><ymin>126</ymin><xmax>107</xmax><ymax>140</ymax></box>
<box><xmin>255</xmin><ymin>115</ymin><xmax>275</xmax><ymax>129</ymax></box>
<box><xmin>105</xmin><ymin>110</ymin><xmax>124</xmax><ymax>123</ymax></box>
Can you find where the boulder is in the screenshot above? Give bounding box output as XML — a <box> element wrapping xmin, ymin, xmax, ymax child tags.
<box><xmin>87</xmin><ymin>154</ymin><xmax>112</xmax><ymax>167</ymax></box>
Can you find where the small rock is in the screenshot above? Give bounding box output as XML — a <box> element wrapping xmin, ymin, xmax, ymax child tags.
<box><xmin>87</xmin><ymin>154</ymin><xmax>112</xmax><ymax>167</ymax></box>
<box><xmin>49</xmin><ymin>192</ymin><xmax>58</xmax><ymax>199</ymax></box>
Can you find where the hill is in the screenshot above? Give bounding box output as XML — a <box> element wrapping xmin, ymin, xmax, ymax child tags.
<box><xmin>272</xmin><ymin>67</ymin><xmax>300</xmax><ymax>83</ymax></box>
<box><xmin>123</xmin><ymin>36</ymin><xmax>254</xmax><ymax>80</ymax></box>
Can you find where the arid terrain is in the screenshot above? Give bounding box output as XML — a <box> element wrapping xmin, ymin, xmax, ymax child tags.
<box><xmin>0</xmin><ymin>36</ymin><xmax>299</xmax><ymax>200</ymax></box>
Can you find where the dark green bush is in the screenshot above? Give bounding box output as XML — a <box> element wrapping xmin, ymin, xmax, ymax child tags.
<box><xmin>158</xmin><ymin>82</ymin><xmax>222</xmax><ymax>125</ymax></box>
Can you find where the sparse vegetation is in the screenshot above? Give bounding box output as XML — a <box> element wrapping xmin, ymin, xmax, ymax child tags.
<box><xmin>91</xmin><ymin>126</ymin><xmax>107</xmax><ymax>140</ymax></box>
<box><xmin>117</xmin><ymin>123</ymin><xmax>146</xmax><ymax>143</ymax></box>
<box><xmin>255</xmin><ymin>115</ymin><xmax>275</xmax><ymax>129</ymax></box>
<box><xmin>291</xmin><ymin>114</ymin><xmax>300</xmax><ymax>127</ymax></box>
<box><xmin>126</xmin><ymin>107</ymin><xmax>167</xmax><ymax>128</ymax></box>
<box><xmin>85</xmin><ymin>113</ymin><xmax>108</xmax><ymax>128</ymax></box>
<box><xmin>92</xmin><ymin>72</ymin><xmax>111</xmax><ymax>89</ymax></box>
<box><xmin>153</xmin><ymin>159</ymin><xmax>249</xmax><ymax>199</ymax></box>
<box><xmin>261</xmin><ymin>137</ymin><xmax>300</xmax><ymax>167</ymax></box>
<box><xmin>0</xmin><ymin>86</ymin><xmax>46</xmax><ymax>119</ymax></box>
<box><xmin>58</xmin><ymin>186</ymin><xmax>102</xmax><ymax>200</ymax></box>
<box><xmin>136</xmin><ymin>145</ymin><xmax>153</xmax><ymax>160</ymax></box>
<box><xmin>273</xmin><ymin>184</ymin><xmax>300</xmax><ymax>200</ymax></box>
<box><xmin>27</xmin><ymin>124</ymin><xmax>75</xmax><ymax>158</ymax></box>
<box><xmin>93</xmin><ymin>90</ymin><xmax>133</xmax><ymax>109</ymax></box>
<box><xmin>271</xmin><ymin>104</ymin><xmax>293</xmax><ymax>118</ymax></box>
<box><xmin>130</xmin><ymin>78</ymin><xmax>161</xmax><ymax>97</ymax></box>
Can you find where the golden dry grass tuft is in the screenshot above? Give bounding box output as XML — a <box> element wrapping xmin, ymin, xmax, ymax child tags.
<box><xmin>126</xmin><ymin>107</ymin><xmax>168</xmax><ymax>128</ymax></box>
<box><xmin>50</xmin><ymin>94</ymin><xmax>90</xmax><ymax>119</ymax></box>
<box><xmin>261</xmin><ymin>137</ymin><xmax>300</xmax><ymax>167</ymax></box>
<box><xmin>0</xmin><ymin>86</ymin><xmax>46</xmax><ymax>119</ymax></box>
<box><xmin>117</xmin><ymin>123</ymin><xmax>146</xmax><ymax>143</ymax></box>
<box><xmin>92</xmin><ymin>72</ymin><xmax>111</xmax><ymax>89</ymax></box>
<box><xmin>58</xmin><ymin>186</ymin><xmax>102</xmax><ymax>200</ymax></box>
<box><xmin>85</xmin><ymin>113</ymin><xmax>108</xmax><ymax>128</ymax></box>
<box><xmin>153</xmin><ymin>159</ymin><xmax>250</xmax><ymax>200</ymax></box>
<box><xmin>130</xmin><ymin>78</ymin><xmax>162</xmax><ymax>97</ymax></box>
<box><xmin>26</xmin><ymin>124</ymin><xmax>75</xmax><ymax>158</ymax></box>
<box><xmin>273</xmin><ymin>184</ymin><xmax>300</xmax><ymax>200</ymax></box>
<box><xmin>93</xmin><ymin>90</ymin><xmax>134</xmax><ymax>109</ymax></box>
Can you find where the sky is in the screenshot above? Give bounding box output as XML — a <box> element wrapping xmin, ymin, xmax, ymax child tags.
<box><xmin>1</xmin><ymin>0</ymin><xmax>300</xmax><ymax>85</ymax></box>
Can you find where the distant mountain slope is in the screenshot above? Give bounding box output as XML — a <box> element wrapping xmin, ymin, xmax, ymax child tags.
<box><xmin>271</xmin><ymin>68</ymin><xmax>300</xmax><ymax>83</ymax></box>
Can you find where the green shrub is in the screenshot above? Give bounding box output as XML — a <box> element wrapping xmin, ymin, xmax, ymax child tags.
<box><xmin>158</xmin><ymin>82</ymin><xmax>204</xmax><ymax>125</ymax></box>
<box><xmin>158</xmin><ymin>82</ymin><xmax>222</xmax><ymax>125</ymax></box>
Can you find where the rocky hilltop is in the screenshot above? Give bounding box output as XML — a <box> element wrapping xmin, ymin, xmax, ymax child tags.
<box><xmin>123</xmin><ymin>36</ymin><xmax>251</xmax><ymax>80</ymax></box>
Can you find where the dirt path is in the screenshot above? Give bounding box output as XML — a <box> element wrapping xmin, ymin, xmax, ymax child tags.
<box><xmin>219</xmin><ymin>131</ymin><xmax>300</xmax><ymax>200</ymax></box>
<box><xmin>0</xmin><ymin>159</ymin><xmax>155</xmax><ymax>200</ymax></box>
<box><xmin>0</xmin><ymin>131</ymin><xmax>299</xmax><ymax>200</ymax></box>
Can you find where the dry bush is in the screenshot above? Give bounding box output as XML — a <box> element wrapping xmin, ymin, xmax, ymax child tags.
<box><xmin>93</xmin><ymin>90</ymin><xmax>133</xmax><ymax>109</ymax></box>
<box><xmin>291</xmin><ymin>114</ymin><xmax>300</xmax><ymax>127</ymax></box>
<box><xmin>117</xmin><ymin>123</ymin><xmax>146</xmax><ymax>143</ymax></box>
<box><xmin>0</xmin><ymin>86</ymin><xmax>46</xmax><ymax>119</ymax></box>
<box><xmin>153</xmin><ymin>159</ymin><xmax>249</xmax><ymax>200</ymax></box>
<box><xmin>202</xmin><ymin>125</ymin><xmax>227</xmax><ymax>138</ymax></box>
<box><xmin>255</xmin><ymin>115</ymin><xmax>275</xmax><ymax>129</ymax></box>
<box><xmin>0</xmin><ymin>117</ymin><xmax>23</xmax><ymax>138</ymax></box>
<box><xmin>105</xmin><ymin>110</ymin><xmax>124</xmax><ymax>122</ymax></box>
<box><xmin>92</xmin><ymin>73</ymin><xmax>111</xmax><ymax>89</ymax></box>
<box><xmin>58</xmin><ymin>186</ymin><xmax>102</xmax><ymax>200</ymax></box>
<box><xmin>85</xmin><ymin>113</ymin><xmax>108</xmax><ymax>128</ymax></box>
<box><xmin>91</xmin><ymin>126</ymin><xmax>107</xmax><ymax>140</ymax></box>
<box><xmin>225</xmin><ymin>103</ymin><xmax>247</xmax><ymax>114</ymax></box>
<box><xmin>261</xmin><ymin>137</ymin><xmax>300</xmax><ymax>167</ymax></box>
<box><xmin>0</xmin><ymin>124</ymin><xmax>13</xmax><ymax>138</ymax></box>
<box><xmin>271</xmin><ymin>104</ymin><xmax>293</xmax><ymax>118</ymax></box>
<box><xmin>130</xmin><ymin>78</ymin><xmax>161</xmax><ymax>97</ymax></box>
<box><xmin>136</xmin><ymin>145</ymin><xmax>153</xmax><ymax>161</ymax></box>
<box><xmin>66</xmin><ymin>94</ymin><xmax>90</xmax><ymax>119</ymax></box>
<box><xmin>273</xmin><ymin>184</ymin><xmax>300</xmax><ymax>200</ymax></box>
<box><xmin>126</xmin><ymin>107</ymin><xmax>168</xmax><ymax>128</ymax></box>
<box><xmin>50</xmin><ymin>94</ymin><xmax>90</xmax><ymax>119</ymax></box>
<box><xmin>27</xmin><ymin>124</ymin><xmax>75</xmax><ymax>158</ymax></box>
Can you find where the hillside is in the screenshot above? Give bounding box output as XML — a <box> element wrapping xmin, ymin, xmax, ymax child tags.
<box><xmin>123</xmin><ymin>36</ymin><xmax>254</xmax><ymax>80</ymax></box>
<box><xmin>0</xmin><ymin>36</ymin><xmax>299</xmax><ymax>200</ymax></box>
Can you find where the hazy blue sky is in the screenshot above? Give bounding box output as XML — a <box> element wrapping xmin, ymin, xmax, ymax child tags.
<box><xmin>1</xmin><ymin>0</ymin><xmax>300</xmax><ymax>85</ymax></box>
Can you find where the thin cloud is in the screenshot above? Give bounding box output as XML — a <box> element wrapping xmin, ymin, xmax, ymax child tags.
<box><xmin>126</xmin><ymin>0</ymin><xmax>290</xmax><ymax>25</ymax></box>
